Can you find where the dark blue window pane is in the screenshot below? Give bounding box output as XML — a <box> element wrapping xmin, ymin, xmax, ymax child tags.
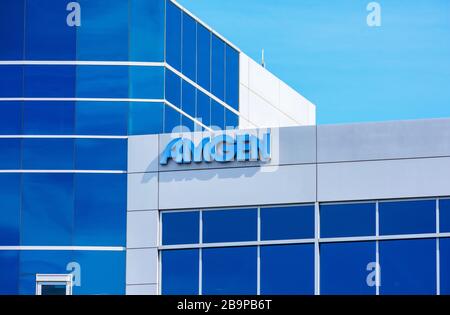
<box><xmin>130</xmin><ymin>66</ymin><xmax>164</xmax><ymax>99</ymax></box>
<box><xmin>23</xmin><ymin>101</ymin><xmax>74</xmax><ymax>135</ymax></box>
<box><xmin>261</xmin><ymin>244</ymin><xmax>314</xmax><ymax>295</ymax></box>
<box><xmin>164</xmin><ymin>104</ymin><xmax>181</xmax><ymax>133</ymax></box>
<box><xmin>130</xmin><ymin>0</ymin><xmax>165</xmax><ymax>62</ymax></box>
<box><xmin>211</xmin><ymin>35</ymin><xmax>225</xmax><ymax>100</ymax></box>
<box><xmin>77</xmin><ymin>0</ymin><xmax>128</xmax><ymax>61</ymax></box>
<box><xmin>165</xmin><ymin>69</ymin><xmax>181</xmax><ymax>107</ymax></box>
<box><xmin>23</xmin><ymin>139</ymin><xmax>74</xmax><ymax>170</ymax></box>
<box><xmin>75</xmin><ymin>139</ymin><xmax>127</xmax><ymax>171</ymax></box>
<box><xmin>19</xmin><ymin>251</ymin><xmax>72</xmax><ymax>295</ymax></box>
<box><xmin>0</xmin><ymin>0</ymin><xmax>24</xmax><ymax>60</ymax></box>
<box><xmin>72</xmin><ymin>251</ymin><xmax>125</xmax><ymax>295</ymax></box>
<box><xmin>321</xmin><ymin>203</ymin><xmax>376</xmax><ymax>238</ymax></box>
<box><xmin>203</xmin><ymin>246</ymin><xmax>257</xmax><ymax>295</ymax></box>
<box><xmin>22</xmin><ymin>174</ymin><xmax>74</xmax><ymax>246</ymax></box>
<box><xmin>379</xmin><ymin>239</ymin><xmax>436</xmax><ymax>295</ymax></box>
<box><xmin>225</xmin><ymin>109</ymin><xmax>238</xmax><ymax>130</ymax></box>
<box><xmin>129</xmin><ymin>102</ymin><xmax>164</xmax><ymax>135</ymax></box>
<box><xmin>181</xmin><ymin>81</ymin><xmax>195</xmax><ymax>131</ymax></box>
<box><xmin>210</xmin><ymin>100</ymin><xmax>225</xmax><ymax>130</ymax></box>
<box><xmin>166</xmin><ymin>1</ymin><xmax>182</xmax><ymax>71</ymax></box>
<box><xmin>0</xmin><ymin>174</ymin><xmax>20</xmax><ymax>246</ymax></box>
<box><xmin>75</xmin><ymin>102</ymin><xmax>127</xmax><ymax>136</ymax></box>
<box><xmin>261</xmin><ymin>205</ymin><xmax>314</xmax><ymax>241</ymax></box>
<box><xmin>0</xmin><ymin>139</ymin><xmax>20</xmax><ymax>169</ymax></box>
<box><xmin>25</xmin><ymin>0</ymin><xmax>75</xmax><ymax>60</ymax></box>
<box><xmin>203</xmin><ymin>209</ymin><xmax>257</xmax><ymax>243</ymax></box>
<box><xmin>440</xmin><ymin>199</ymin><xmax>450</xmax><ymax>233</ymax></box>
<box><xmin>225</xmin><ymin>45</ymin><xmax>239</xmax><ymax>110</ymax></box>
<box><xmin>74</xmin><ymin>174</ymin><xmax>126</xmax><ymax>246</ymax></box>
<box><xmin>440</xmin><ymin>238</ymin><xmax>450</xmax><ymax>294</ymax></box>
<box><xmin>182</xmin><ymin>13</ymin><xmax>196</xmax><ymax>81</ymax></box>
<box><xmin>24</xmin><ymin>66</ymin><xmax>75</xmax><ymax>98</ymax></box>
<box><xmin>0</xmin><ymin>102</ymin><xmax>22</xmax><ymax>135</ymax></box>
<box><xmin>197</xmin><ymin>24</ymin><xmax>211</xmax><ymax>91</ymax></box>
<box><xmin>196</xmin><ymin>90</ymin><xmax>210</xmax><ymax>128</ymax></box>
<box><xmin>321</xmin><ymin>241</ymin><xmax>376</xmax><ymax>295</ymax></box>
<box><xmin>162</xmin><ymin>249</ymin><xmax>199</xmax><ymax>295</ymax></box>
<box><xmin>379</xmin><ymin>199</ymin><xmax>436</xmax><ymax>236</ymax></box>
<box><xmin>162</xmin><ymin>211</ymin><xmax>199</xmax><ymax>245</ymax></box>
<box><xmin>0</xmin><ymin>251</ymin><xmax>19</xmax><ymax>295</ymax></box>
<box><xmin>0</xmin><ymin>66</ymin><xmax>23</xmax><ymax>97</ymax></box>
<box><xmin>76</xmin><ymin>66</ymin><xmax>128</xmax><ymax>98</ymax></box>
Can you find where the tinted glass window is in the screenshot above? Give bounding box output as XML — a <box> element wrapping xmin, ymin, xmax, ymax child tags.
<box><xmin>210</xmin><ymin>100</ymin><xmax>225</xmax><ymax>130</ymax></box>
<box><xmin>24</xmin><ymin>66</ymin><xmax>75</xmax><ymax>98</ymax></box>
<box><xmin>129</xmin><ymin>102</ymin><xmax>164</xmax><ymax>135</ymax></box>
<box><xmin>181</xmin><ymin>81</ymin><xmax>196</xmax><ymax>131</ymax></box>
<box><xmin>379</xmin><ymin>199</ymin><xmax>436</xmax><ymax>235</ymax></box>
<box><xmin>225</xmin><ymin>109</ymin><xmax>239</xmax><ymax>130</ymax></box>
<box><xmin>203</xmin><ymin>209</ymin><xmax>257</xmax><ymax>243</ymax></box>
<box><xmin>75</xmin><ymin>139</ymin><xmax>127</xmax><ymax>171</ymax></box>
<box><xmin>202</xmin><ymin>246</ymin><xmax>257</xmax><ymax>295</ymax></box>
<box><xmin>22</xmin><ymin>139</ymin><xmax>74</xmax><ymax>170</ymax></box>
<box><xmin>321</xmin><ymin>203</ymin><xmax>376</xmax><ymax>238</ymax></box>
<box><xmin>196</xmin><ymin>90</ymin><xmax>210</xmax><ymax>129</ymax></box>
<box><xmin>260</xmin><ymin>244</ymin><xmax>315</xmax><ymax>295</ymax></box>
<box><xmin>0</xmin><ymin>174</ymin><xmax>21</xmax><ymax>246</ymax></box>
<box><xmin>0</xmin><ymin>102</ymin><xmax>22</xmax><ymax>135</ymax></box>
<box><xmin>162</xmin><ymin>211</ymin><xmax>200</xmax><ymax>245</ymax></box>
<box><xmin>440</xmin><ymin>199</ymin><xmax>450</xmax><ymax>233</ymax></box>
<box><xmin>22</xmin><ymin>174</ymin><xmax>74</xmax><ymax>246</ymax></box>
<box><xmin>197</xmin><ymin>24</ymin><xmax>211</xmax><ymax>92</ymax></box>
<box><xmin>76</xmin><ymin>66</ymin><xmax>128</xmax><ymax>98</ymax></box>
<box><xmin>166</xmin><ymin>1</ymin><xmax>182</xmax><ymax>71</ymax></box>
<box><xmin>75</xmin><ymin>102</ymin><xmax>128</xmax><ymax>136</ymax></box>
<box><xmin>162</xmin><ymin>249</ymin><xmax>199</xmax><ymax>295</ymax></box>
<box><xmin>225</xmin><ymin>45</ymin><xmax>239</xmax><ymax>110</ymax></box>
<box><xmin>261</xmin><ymin>205</ymin><xmax>315</xmax><ymax>240</ymax></box>
<box><xmin>0</xmin><ymin>139</ymin><xmax>21</xmax><ymax>170</ymax></box>
<box><xmin>379</xmin><ymin>239</ymin><xmax>436</xmax><ymax>295</ymax></box>
<box><xmin>0</xmin><ymin>66</ymin><xmax>23</xmax><ymax>98</ymax></box>
<box><xmin>211</xmin><ymin>35</ymin><xmax>225</xmax><ymax>100</ymax></box>
<box><xmin>23</xmin><ymin>101</ymin><xmax>74</xmax><ymax>135</ymax></box>
<box><xmin>0</xmin><ymin>0</ymin><xmax>24</xmax><ymax>60</ymax></box>
<box><xmin>165</xmin><ymin>69</ymin><xmax>181</xmax><ymax>107</ymax></box>
<box><xmin>129</xmin><ymin>66</ymin><xmax>164</xmax><ymax>99</ymax></box>
<box><xmin>164</xmin><ymin>104</ymin><xmax>181</xmax><ymax>134</ymax></box>
<box><xmin>74</xmin><ymin>174</ymin><xmax>126</xmax><ymax>246</ymax></box>
<box><xmin>439</xmin><ymin>238</ymin><xmax>450</xmax><ymax>295</ymax></box>
<box><xmin>182</xmin><ymin>13</ymin><xmax>196</xmax><ymax>81</ymax></box>
<box><xmin>320</xmin><ymin>241</ymin><xmax>376</xmax><ymax>295</ymax></box>
<box><xmin>0</xmin><ymin>250</ymin><xmax>19</xmax><ymax>294</ymax></box>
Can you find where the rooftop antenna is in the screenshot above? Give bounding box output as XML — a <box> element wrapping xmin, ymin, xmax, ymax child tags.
<box><xmin>261</xmin><ymin>49</ymin><xmax>266</xmax><ymax>68</ymax></box>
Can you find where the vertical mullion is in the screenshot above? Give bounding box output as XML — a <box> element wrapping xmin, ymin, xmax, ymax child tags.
<box><xmin>257</xmin><ymin>207</ymin><xmax>261</xmax><ymax>295</ymax></box>
<box><xmin>437</xmin><ymin>199</ymin><xmax>440</xmax><ymax>295</ymax></box>
<box><xmin>375</xmin><ymin>201</ymin><xmax>380</xmax><ymax>296</ymax></box>
<box><xmin>199</xmin><ymin>210</ymin><xmax>203</xmax><ymax>295</ymax></box>
<box><xmin>314</xmin><ymin>202</ymin><xmax>320</xmax><ymax>295</ymax></box>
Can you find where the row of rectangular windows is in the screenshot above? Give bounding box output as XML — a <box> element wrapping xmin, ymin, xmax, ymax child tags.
<box><xmin>161</xmin><ymin>199</ymin><xmax>450</xmax><ymax>246</ymax></box>
<box><xmin>161</xmin><ymin>238</ymin><xmax>450</xmax><ymax>295</ymax></box>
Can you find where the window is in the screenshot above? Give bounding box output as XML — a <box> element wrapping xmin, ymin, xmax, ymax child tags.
<box><xmin>24</xmin><ymin>66</ymin><xmax>75</xmax><ymax>98</ymax></box>
<box><xmin>181</xmin><ymin>81</ymin><xmax>196</xmax><ymax>131</ymax></box>
<box><xmin>74</xmin><ymin>174</ymin><xmax>127</xmax><ymax>246</ymax></box>
<box><xmin>165</xmin><ymin>69</ymin><xmax>182</xmax><ymax>107</ymax></box>
<box><xmin>166</xmin><ymin>1</ymin><xmax>182</xmax><ymax>71</ymax></box>
<box><xmin>202</xmin><ymin>246</ymin><xmax>257</xmax><ymax>295</ymax></box>
<box><xmin>182</xmin><ymin>13</ymin><xmax>197</xmax><ymax>81</ymax></box>
<box><xmin>203</xmin><ymin>209</ymin><xmax>257</xmax><ymax>243</ymax></box>
<box><xmin>162</xmin><ymin>211</ymin><xmax>200</xmax><ymax>245</ymax></box>
<box><xmin>164</xmin><ymin>105</ymin><xmax>181</xmax><ymax>134</ymax></box>
<box><xmin>196</xmin><ymin>90</ymin><xmax>210</xmax><ymax>129</ymax></box>
<box><xmin>439</xmin><ymin>238</ymin><xmax>450</xmax><ymax>295</ymax></box>
<box><xmin>320</xmin><ymin>241</ymin><xmax>376</xmax><ymax>295</ymax></box>
<box><xmin>225</xmin><ymin>45</ymin><xmax>239</xmax><ymax>110</ymax></box>
<box><xmin>225</xmin><ymin>109</ymin><xmax>239</xmax><ymax>130</ymax></box>
<box><xmin>379</xmin><ymin>199</ymin><xmax>436</xmax><ymax>235</ymax></box>
<box><xmin>261</xmin><ymin>205</ymin><xmax>315</xmax><ymax>241</ymax></box>
<box><xmin>22</xmin><ymin>139</ymin><xmax>74</xmax><ymax>170</ymax></box>
<box><xmin>76</xmin><ymin>0</ymin><xmax>128</xmax><ymax>61</ymax></box>
<box><xmin>129</xmin><ymin>66</ymin><xmax>164</xmax><ymax>99</ymax></box>
<box><xmin>0</xmin><ymin>250</ymin><xmax>19</xmax><ymax>295</ymax></box>
<box><xmin>260</xmin><ymin>244</ymin><xmax>314</xmax><ymax>295</ymax></box>
<box><xmin>0</xmin><ymin>66</ymin><xmax>23</xmax><ymax>98</ymax></box>
<box><xmin>440</xmin><ymin>199</ymin><xmax>450</xmax><ymax>233</ymax></box>
<box><xmin>162</xmin><ymin>249</ymin><xmax>199</xmax><ymax>295</ymax></box>
<box><xmin>0</xmin><ymin>174</ymin><xmax>21</xmax><ymax>246</ymax></box>
<box><xmin>210</xmin><ymin>100</ymin><xmax>225</xmax><ymax>130</ymax></box>
<box><xmin>25</xmin><ymin>0</ymin><xmax>75</xmax><ymax>60</ymax></box>
<box><xmin>76</xmin><ymin>66</ymin><xmax>128</xmax><ymax>98</ymax></box>
<box><xmin>75</xmin><ymin>139</ymin><xmax>127</xmax><ymax>171</ymax></box>
<box><xmin>75</xmin><ymin>102</ymin><xmax>127</xmax><ymax>136</ymax></box>
<box><xmin>24</xmin><ymin>101</ymin><xmax>74</xmax><ymax>135</ymax></box>
<box><xmin>320</xmin><ymin>202</ymin><xmax>376</xmax><ymax>238</ymax></box>
<box><xmin>0</xmin><ymin>139</ymin><xmax>21</xmax><ymax>169</ymax></box>
<box><xmin>211</xmin><ymin>35</ymin><xmax>225</xmax><ymax>100</ymax></box>
<box><xmin>197</xmin><ymin>24</ymin><xmax>211</xmax><ymax>92</ymax></box>
<box><xmin>379</xmin><ymin>239</ymin><xmax>436</xmax><ymax>295</ymax></box>
<box><xmin>0</xmin><ymin>0</ymin><xmax>24</xmax><ymax>60</ymax></box>
<box><xmin>129</xmin><ymin>102</ymin><xmax>164</xmax><ymax>135</ymax></box>
<box><xmin>22</xmin><ymin>174</ymin><xmax>74</xmax><ymax>246</ymax></box>
<box><xmin>36</xmin><ymin>274</ymin><xmax>73</xmax><ymax>295</ymax></box>
<box><xmin>0</xmin><ymin>102</ymin><xmax>22</xmax><ymax>135</ymax></box>
<box><xmin>129</xmin><ymin>0</ymin><xmax>164</xmax><ymax>62</ymax></box>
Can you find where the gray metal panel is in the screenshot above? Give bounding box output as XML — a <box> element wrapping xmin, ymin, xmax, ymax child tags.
<box><xmin>126</xmin><ymin>210</ymin><xmax>158</xmax><ymax>249</ymax></box>
<box><xmin>318</xmin><ymin>157</ymin><xmax>450</xmax><ymax>202</ymax></box>
<box><xmin>126</xmin><ymin>248</ymin><xmax>158</xmax><ymax>285</ymax></box>
<box><xmin>127</xmin><ymin>173</ymin><xmax>158</xmax><ymax>211</ymax></box>
<box><xmin>158</xmin><ymin>126</ymin><xmax>316</xmax><ymax>172</ymax></box>
<box><xmin>126</xmin><ymin>284</ymin><xmax>157</xmax><ymax>295</ymax></box>
<box><xmin>159</xmin><ymin>164</ymin><xmax>316</xmax><ymax>210</ymax></box>
<box><xmin>128</xmin><ymin>135</ymin><xmax>159</xmax><ymax>173</ymax></box>
<box><xmin>317</xmin><ymin>118</ymin><xmax>450</xmax><ymax>163</ymax></box>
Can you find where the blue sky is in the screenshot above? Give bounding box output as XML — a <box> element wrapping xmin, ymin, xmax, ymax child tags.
<box><xmin>177</xmin><ymin>0</ymin><xmax>450</xmax><ymax>124</ymax></box>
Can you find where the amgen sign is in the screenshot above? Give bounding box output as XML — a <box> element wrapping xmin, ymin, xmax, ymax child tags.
<box><xmin>160</xmin><ymin>132</ymin><xmax>271</xmax><ymax>165</ymax></box>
